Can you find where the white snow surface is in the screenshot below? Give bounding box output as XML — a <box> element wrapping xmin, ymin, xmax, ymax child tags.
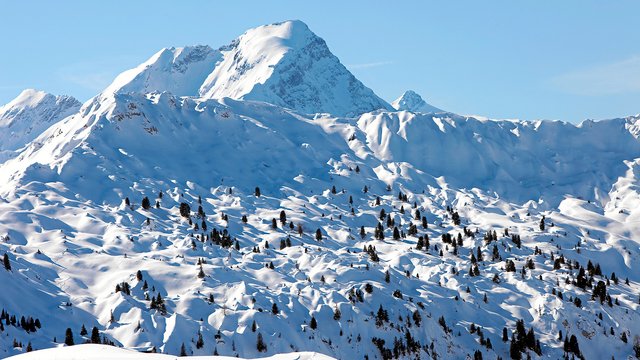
<box><xmin>1</xmin><ymin>19</ymin><xmax>640</xmax><ymax>360</ymax></box>
<box><xmin>5</xmin><ymin>344</ymin><xmax>333</xmax><ymax>360</ymax></box>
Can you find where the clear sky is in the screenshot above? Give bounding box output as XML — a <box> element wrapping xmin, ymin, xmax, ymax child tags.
<box><xmin>1</xmin><ymin>1</ymin><xmax>639</xmax><ymax>122</ymax></box>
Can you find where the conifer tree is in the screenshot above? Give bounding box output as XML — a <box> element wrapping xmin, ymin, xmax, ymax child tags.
<box><xmin>3</xmin><ymin>253</ymin><xmax>10</xmax><ymax>271</ymax></box>
<box><xmin>64</xmin><ymin>328</ymin><xmax>74</xmax><ymax>346</ymax></box>
<box><xmin>310</xmin><ymin>316</ymin><xmax>318</xmax><ymax>330</ymax></box>
<box><xmin>315</xmin><ymin>228</ymin><xmax>322</xmax><ymax>241</ymax></box>
<box><xmin>141</xmin><ymin>197</ymin><xmax>151</xmax><ymax>210</ymax></box>
<box><xmin>257</xmin><ymin>333</ymin><xmax>267</xmax><ymax>352</ymax></box>
<box><xmin>179</xmin><ymin>202</ymin><xmax>190</xmax><ymax>218</ymax></box>
<box><xmin>196</xmin><ymin>331</ymin><xmax>204</xmax><ymax>349</ymax></box>
<box><xmin>91</xmin><ymin>327</ymin><xmax>100</xmax><ymax>344</ymax></box>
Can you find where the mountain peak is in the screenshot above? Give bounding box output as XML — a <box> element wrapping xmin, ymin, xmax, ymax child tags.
<box><xmin>392</xmin><ymin>90</ymin><xmax>442</xmax><ymax>113</ymax></box>
<box><xmin>0</xmin><ymin>89</ymin><xmax>80</xmax><ymax>157</ymax></box>
<box><xmin>99</xmin><ymin>20</ymin><xmax>391</xmax><ymax>117</ymax></box>
<box><xmin>198</xmin><ymin>20</ymin><xmax>393</xmax><ymax>116</ymax></box>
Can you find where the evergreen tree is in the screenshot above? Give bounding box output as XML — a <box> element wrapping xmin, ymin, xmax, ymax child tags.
<box><xmin>91</xmin><ymin>327</ymin><xmax>100</xmax><ymax>344</ymax></box>
<box><xmin>179</xmin><ymin>202</ymin><xmax>191</xmax><ymax>218</ymax></box>
<box><xmin>80</xmin><ymin>324</ymin><xmax>87</xmax><ymax>336</ymax></box>
<box><xmin>141</xmin><ymin>197</ymin><xmax>151</xmax><ymax>210</ymax></box>
<box><xmin>64</xmin><ymin>328</ymin><xmax>74</xmax><ymax>346</ymax></box>
<box><xmin>333</xmin><ymin>306</ymin><xmax>341</xmax><ymax>320</ymax></box>
<box><xmin>255</xmin><ymin>187</ymin><xmax>261</xmax><ymax>197</ymax></box>
<box><xmin>3</xmin><ymin>253</ymin><xmax>10</xmax><ymax>271</ymax></box>
<box><xmin>180</xmin><ymin>343</ymin><xmax>187</xmax><ymax>356</ymax></box>
<box><xmin>196</xmin><ymin>331</ymin><xmax>204</xmax><ymax>349</ymax></box>
<box><xmin>257</xmin><ymin>333</ymin><xmax>267</xmax><ymax>352</ymax></box>
<box><xmin>272</xmin><ymin>303</ymin><xmax>279</xmax><ymax>315</ymax></box>
<box><xmin>315</xmin><ymin>228</ymin><xmax>322</xmax><ymax>241</ymax></box>
<box><xmin>310</xmin><ymin>316</ymin><xmax>318</xmax><ymax>330</ymax></box>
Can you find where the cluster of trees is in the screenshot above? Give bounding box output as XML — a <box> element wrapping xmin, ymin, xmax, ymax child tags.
<box><xmin>0</xmin><ymin>310</ymin><xmax>41</xmax><ymax>333</ymax></box>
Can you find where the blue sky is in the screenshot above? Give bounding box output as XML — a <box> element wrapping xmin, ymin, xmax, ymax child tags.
<box><xmin>1</xmin><ymin>1</ymin><xmax>639</xmax><ymax>122</ymax></box>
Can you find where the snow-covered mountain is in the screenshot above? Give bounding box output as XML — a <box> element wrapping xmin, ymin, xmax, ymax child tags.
<box><xmin>199</xmin><ymin>20</ymin><xmax>393</xmax><ymax>116</ymax></box>
<box><xmin>0</xmin><ymin>89</ymin><xmax>80</xmax><ymax>162</ymax></box>
<box><xmin>1</xmin><ymin>20</ymin><xmax>640</xmax><ymax>360</ymax></box>
<box><xmin>106</xmin><ymin>20</ymin><xmax>392</xmax><ymax>117</ymax></box>
<box><xmin>391</xmin><ymin>90</ymin><xmax>441</xmax><ymax>113</ymax></box>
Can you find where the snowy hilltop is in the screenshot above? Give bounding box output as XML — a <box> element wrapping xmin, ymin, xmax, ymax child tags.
<box><xmin>1</xmin><ymin>19</ymin><xmax>640</xmax><ymax>360</ymax></box>
<box><xmin>391</xmin><ymin>90</ymin><xmax>442</xmax><ymax>113</ymax></box>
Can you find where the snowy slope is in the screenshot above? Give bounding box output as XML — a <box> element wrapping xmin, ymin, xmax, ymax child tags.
<box><xmin>1</xmin><ymin>20</ymin><xmax>640</xmax><ymax>360</ymax></box>
<box><xmin>0</xmin><ymin>89</ymin><xmax>80</xmax><ymax>162</ymax></box>
<box><xmin>6</xmin><ymin>344</ymin><xmax>334</xmax><ymax>360</ymax></box>
<box><xmin>391</xmin><ymin>90</ymin><xmax>442</xmax><ymax>113</ymax></box>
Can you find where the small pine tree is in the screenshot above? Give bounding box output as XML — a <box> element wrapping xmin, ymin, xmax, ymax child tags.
<box><xmin>179</xmin><ymin>202</ymin><xmax>191</xmax><ymax>218</ymax></box>
<box><xmin>80</xmin><ymin>324</ymin><xmax>87</xmax><ymax>336</ymax></box>
<box><xmin>315</xmin><ymin>228</ymin><xmax>322</xmax><ymax>241</ymax></box>
<box><xmin>180</xmin><ymin>343</ymin><xmax>187</xmax><ymax>356</ymax></box>
<box><xmin>3</xmin><ymin>253</ymin><xmax>10</xmax><ymax>271</ymax></box>
<box><xmin>255</xmin><ymin>187</ymin><xmax>261</xmax><ymax>197</ymax></box>
<box><xmin>333</xmin><ymin>307</ymin><xmax>342</xmax><ymax>320</ymax></box>
<box><xmin>64</xmin><ymin>328</ymin><xmax>74</xmax><ymax>346</ymax></box>
<box><xmin>310</xmin><ymin>316</ymin><xmax>318</xmax><ymax>330</ymax></box>
<box><xmin>91</xmin><ymin>327</ymin><xmax>100</xmax><ymax>344</ymax></box>
<box><xmin>196</xmin><ymin>331</ymin><xmax>204</xmax><ymax>349</ymax></box>
<box><xmin>141</xmin><ymin>197</ymin><xmax>151</xmax><ymax>210</ymax></box>
<box><xmin>257</xmin><ymin>333</ymin><xmax>267</xmax><ymax>352</ymax></box>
